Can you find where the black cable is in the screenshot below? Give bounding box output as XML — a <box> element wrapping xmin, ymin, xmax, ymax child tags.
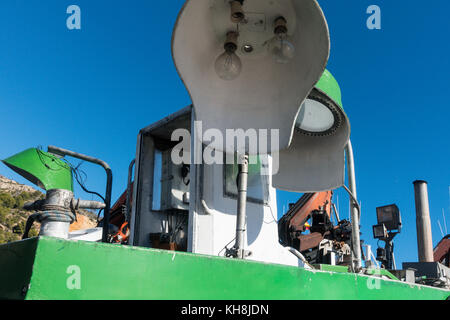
<box><xmin>67</xmin><ymin>163</ymin><xmax>106</xmax><ymax>225</ymax></box>
<box><xmin>96</xmin><ymin>208</ymin><xmax>104</xmax><ymax>223</ymax></box>
<box><xmin>37</xmin><ymin>147</ymin><xmax>106</xmax><ymax>203</ymax></box>
<box><xmin>71</xmin><ymin>162</ymin><xmax>106</xmax><ymax>203</ymax></box>
<box><xmin>218</xmin><ymin>237</ymin><xmax>236</xmax><ymax>256</ymax></box>
<box><xmin>36</xmin><ymin>147</ymin><xmax>69</xmax><ymax>171</ymax></box>
<box><xmin>22</xmin><ymin>213</ymin><xmax>39</xmax><ymax>239</ymax></box>
<box><xmin>173</xmin><ymin>214</ymin><xmax>188</xmax><ymax>241</ymax></box>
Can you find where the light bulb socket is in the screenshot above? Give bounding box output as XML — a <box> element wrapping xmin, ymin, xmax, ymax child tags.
<box><xmin>274</xmin><ymin>16</ymin><xmax>288</xmax><ymax>35</ymax></box>
<box><xmin>230</xmin><ymin>0</ymin><xmax>245</xmax><ymax>23</ymax></box>
<box><xmin>224</xmin><ymin>31</ymin><xmax>239</xmax><ymax>53</ymax></box>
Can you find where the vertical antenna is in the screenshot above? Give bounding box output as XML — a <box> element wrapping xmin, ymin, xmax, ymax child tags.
<box><xmin>392</xmin><ymin>251</ymin><xmax>397</xmax><ymax>270</ymax></box>
<box><xmin>348</xmin><ymin>203</ymin><xmax>351</xmax><ymax>220</ymax></box>
<box><xmin>442</xmin><ymin>208</ymin><xmax>448</xmax><ymax>235</ymax></box>
<box><xmin>437</xmin><ymin>219</ymin><xmax>444</xmax><ymax>238</ymax></box>
<box><xmin>336</xmin><ymin>195</ymin><xmax>340</xmax><ymax>217</ymax></box>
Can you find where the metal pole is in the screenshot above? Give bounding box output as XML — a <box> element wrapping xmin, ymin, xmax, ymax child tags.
<box><xmin>385</xmin><ymin>240</ymin><xmax>394</xmax><ymax>270</ymax></box>
<box><xmin>48</xmin><ymin>146</ymin><xmax>113</xmax><ymax>243</ymax></box>
<box><xmin>234</xmin><ymin>154</ymin><xmax>249</xmax><ymax>259</ymax></box>
<box><xmin>345</xmin><ymin>141</ymin><xmax>362</xmax><ymax>271</ymax></box>
<box><xmin>413</xmin><ymin>180</ymin><xmax>434</xmax><ymax>262</ymax></box>
<box><xmin>332</xmin><ymin>203</ymin><xmax>340</xmax><ymax>223</ymax></box>
<box><xmin>392</xmin><ymin>251</ymin><xmax>397</xmax><ymax>270</ymax></box>
<box><xmin>125</xmin><ymin>159</ymin><xmax>135</xmax><ymax>222</ymax></box>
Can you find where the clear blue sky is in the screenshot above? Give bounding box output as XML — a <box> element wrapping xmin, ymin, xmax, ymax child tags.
<box><xmin>0</xmin><ymin>1</ymin><xmax>449</xmax><ymax>265</ymax></box>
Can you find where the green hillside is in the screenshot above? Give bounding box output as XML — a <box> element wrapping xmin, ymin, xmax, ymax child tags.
<box><xmin>0</xmin><ymin>190</ymin><xmax>44</xmax><ymax>243</ymax></box>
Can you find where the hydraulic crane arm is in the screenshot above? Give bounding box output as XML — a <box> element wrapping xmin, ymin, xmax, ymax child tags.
<box><xmin>278</xmin><ymin>191</ymin><xmax>333</xmax><ymax>249</ymax></box>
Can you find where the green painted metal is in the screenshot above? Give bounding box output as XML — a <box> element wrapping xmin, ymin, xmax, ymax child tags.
<box><xmin>367</xmin><ymin>268</ymin><xmax>400</xmax><ymax>281</ymax></box>
<box><xmin>314</xmin><ymin>264</ymin><xmax>350</xmax><ymax>273</ymax></box>
<box><xmin>2</xmin><ymin>148</ymin><xmax>73</xmax><ymax>191</ymax></box>
<box><xmin>315</xmin><ymin>69</ymin><xmax>343</xmax><ymax>109</ymax></box>
<box><xmin>1</xmin><ymin>237</ymin><xmax>449</xmax><ymax>300</ymax></box>
<box><xmin>315</xmin><ymin>264</ymin><xmax>400</xmax><ymax>281</ymax></box>
<box><xmin>0</xmin><ymin>239</ymin><xmax>38</xmax><ymax>300</ymax></box>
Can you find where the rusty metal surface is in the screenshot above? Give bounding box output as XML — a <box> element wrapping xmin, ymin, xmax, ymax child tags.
<box><xmin>298</xmin><ymin>232</ymin><xmax>326</xmax><ymax>252</ymax></box>
<box><xmin>278</xmin><ymin>191</ymin><xmax>333</xmax><ymax>249</ymax></box>
<box><xmin>434</xmin><ymin>236</ymin><xmax>450</xmax><ymax>267</ymax></box>
<box><xmin>289</xmin><ymin>191</ymin><xmax>332</xmax><ymax>227</ymax></box>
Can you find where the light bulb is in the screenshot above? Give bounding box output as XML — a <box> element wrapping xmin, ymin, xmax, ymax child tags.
<box><xmin>267</xmin><ymin>16</ymin><xmax>295</xmax><ymax>64</ymax></box>
<box><xmin>215</xmin><ymin>32</ymin><xmax>242</xmax><ymax>81</ymax></box>
<box><xmin>215</xmin><ymin>50</ymin><xmax>242</xmax><ymax>81</ymax></box>
<box><xmin>267</xmin><ymin>33</ymin><xmax>295</xmax><ymax>64</ymax></box>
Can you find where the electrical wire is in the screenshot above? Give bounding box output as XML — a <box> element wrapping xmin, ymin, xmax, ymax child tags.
<box><xmin>36</xmin><ymin>147</ymin><xmax>70</xmax><ymax>171</ymax></box>
<box><xmin>69</xmin><ymin>161</ymin><xmax>106</xmax><ymax>223</ymax></box>
<box><xmin>172</xmin><ymin>214</ymin><xmax>187</xmax><ymax>242</ymax></box>
<box><xmin>263</xmin><ymin>186</ymin><xmax>277</xmax><ymax>224</ymax></box>
<box><xmin>263</xmin><ymin>202</ymin><xmax>278</xmax><ymax>224</ymax></box>
<box><xmin>218</xmin><ymin>237</ymin><xmax>236</xmax><ymax>257</ymax></box>
<box><xmin>96</xmin><ymin>208</ymin><xmax>104</xmax><ymax>223</ymax></box>
<box><xmin>40</xmin><ymin>146</ymin><xmax>106</xmax><ymax>224</ymax></box>
<box><xmin>71</xmin><ymin>162</ymin><xmax>106</xmax><ymax>203</ymax></box>
<box><xmin>38</xmin><ymin>146</ymin><xmax>105</xmax><ymax>203</ymax></box>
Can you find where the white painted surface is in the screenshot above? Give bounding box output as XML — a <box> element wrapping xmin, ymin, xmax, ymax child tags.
<box><xmin>273</xmin><ymin>100</ymin><xmax>350</xmax><ymax>192</ymax></box>
<box><xmin>191</xmin><ymin>153</ymin><xmax>305</xmax><ymax>267</ymax></box>
<box><xmin>172</xmin><ymin>0</ymin><xmax>330</xmax><ymax>154</ymax></box>
<box><xmin>68</xmin><ymin>228</ymin><xmax>103</xmax><ymax>242</ymax></box>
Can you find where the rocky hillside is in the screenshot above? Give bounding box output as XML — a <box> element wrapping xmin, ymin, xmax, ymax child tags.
<box><xmin>0</xmin><ymin>175</ymin><xmax>37</xmax><ymax>194</ymax></box>
<box><xmin>0</xmin><ymin>175</ymin><xmax>97</xmax><ymax>244</ymax></box>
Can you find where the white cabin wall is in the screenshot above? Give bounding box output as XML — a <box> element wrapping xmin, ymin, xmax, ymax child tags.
<box><xmin>192</xmin><ymin>152</ymin><xmax>304</xmax><ymax>267</ymax></box>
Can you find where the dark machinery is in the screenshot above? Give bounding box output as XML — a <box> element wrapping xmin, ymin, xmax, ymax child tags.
<box><xmin>278</xmin><ymin>192</ymin><xmax>353</xmax><ymax>266</ymax></box>
<box><xmin>372</xmin><ymin>204</ymin><xmax>402</xmax><ymax>269</ymax></box>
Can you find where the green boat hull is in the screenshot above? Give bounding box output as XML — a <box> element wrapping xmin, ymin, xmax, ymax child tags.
<box><xmin>0</xmin><ymin>237</ymin><xmax>448</xmax><ymax>300</ymax></box>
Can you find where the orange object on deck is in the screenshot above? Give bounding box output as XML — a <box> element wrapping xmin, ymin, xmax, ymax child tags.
<box><xmin>289</xmin><ymin>191</ymin><xmax>333</xmax><ymax>228</ymax></box>
<box><xmin>278</xmin><ymin>191</ymin><xmax>334</xmax><ymax>250</ymax></box>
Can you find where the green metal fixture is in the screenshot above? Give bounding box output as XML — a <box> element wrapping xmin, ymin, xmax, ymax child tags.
<box><xmin>315</xmin><ymin>69</ymin><xmax>344</xmax><ymax>109</ymax></box>
<box><xmin>274</xmin><ymin>68</ymin><xmax>351</xmax><ymax>192</ymax></box>
<box><xmin>1</xmin><ymin>237</ymin><xmax>448</xmax><ymax>300</ymax></box>
<box><xmin>2</xmin><ymin>148</ymin><xmax>73</xmax><ymax>191</ymax></box>
<box><xmin>295</xmin><ymin>69</ymin><xmax>348</xmax><ymax>136</ymax></box>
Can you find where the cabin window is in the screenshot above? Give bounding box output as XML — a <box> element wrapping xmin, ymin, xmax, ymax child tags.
<box><xmin>152</xmin><ymin>149</ymin><xmax>162</xmax><ymax>211</ymax></box>
<box><xmin>223</xmin><ymin>155</ymin><xmax>269</xmax><ymax>205</ymax></box>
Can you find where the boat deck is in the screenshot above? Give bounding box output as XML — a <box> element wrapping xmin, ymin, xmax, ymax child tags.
<box><xmin>1</xmin><ymin>237</ymin><xmax>448</xmax><ymax>300</ymax></box>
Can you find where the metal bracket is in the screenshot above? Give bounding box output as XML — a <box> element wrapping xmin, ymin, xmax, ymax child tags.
<box><xmin>225</xmin><ymin>247</ymin><xmax>252</xmax><ymax>259</ymax></box>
